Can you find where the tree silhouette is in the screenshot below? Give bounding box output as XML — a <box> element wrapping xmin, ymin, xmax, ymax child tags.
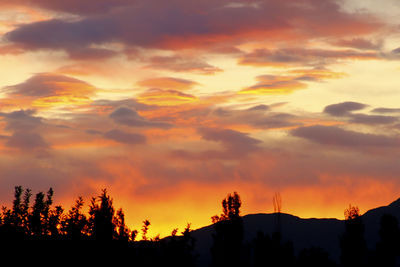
<box><xmin>253</xmin><ymin>230</ymin><xmax>295</xmax><ymax>267</ymax></box>
<box><xmin>114</xmin><ymin>208</ymin><xmax>131</xmax><ymax>242</ymax></box>
<box><xmin>211</xmin><ymin>192</ymin><xmax>244</xmax><ymax>267</ymax></box>
<box><xmin>28</xmin><ymin>188</ymin><xmax>55</xmax><ymax>237</ymax></box>
<box><xmin>141</xmin><ymin>219</ymin><xmax>151</xmax><ymax>241</ymax></box>
<box><xmin>162</xmin><ymin>223</ymin><xmax>197</xmax><ymax>267</ymax></box>
<box><xmin>374</xmin><ymin>214</ymin><xmax>400</xmax><ymax>267</ymax></box>
<box><xmin>340</xmin><ymin>204</ymin><xmax>367</xmax><ymax>267</ymax></box>
<box><xmin>63</xmin><ymin>196</ymin><xmax>88</xmax><ymax>240</ymax></box>
<box><xmin>88</xmin><ymin>189</ymin><xmax>116</xmax><ymax>241</ymax></box>
<box><xmin>297</xmin><ymin>246</ymin><xmax>336</xmax><ymax>267</ymax></box>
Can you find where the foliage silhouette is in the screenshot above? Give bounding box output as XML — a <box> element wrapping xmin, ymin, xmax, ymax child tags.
<box><xmin>253</xmin><ymin>230</ymin><xmax>295</xmax><ymax>267</ymax></box>
<box><xmin>210</xmin><ymin>192</ymin><xmax>245</xmax><ymax>267</ymax></box>
<box><xmin>63</xmin><ymin>196</ymin><xmax>88</xmax><ymax>240</ymax></box>
<box><xmin>1</xmin><ymin>186</ymin><xmax>400</xmax><ymax>267</ymax></box>
<box><xmin>297</xmin><ymin>246</ymin><xmax>336</xmax><ymax>267</ymax></box>
<box><xmin>340</xmin><ymin>204</ymin><xmax>367</xmax><ymax>267</ymax></box>
<box><xmin>372</xmin><ymin>214</ymin><xmax>400</xmax><ymax>267</ymax></box>
<box><xmin>88</xmin><ymin>189</ymin><xmax>116</xmax><ymax>241</ymax></box>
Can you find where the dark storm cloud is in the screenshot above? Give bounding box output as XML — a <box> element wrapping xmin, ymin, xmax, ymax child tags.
<box><xmin>291</xmin><ymin>125</ymin><xmax>399</xmax><ymax>147</ymax></box>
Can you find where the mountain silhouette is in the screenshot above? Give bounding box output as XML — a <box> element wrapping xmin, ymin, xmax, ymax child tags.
<box><xmin>190</xmin><ymin>198</ymin><xmax>400</xmax><ymax>266</ymax></box>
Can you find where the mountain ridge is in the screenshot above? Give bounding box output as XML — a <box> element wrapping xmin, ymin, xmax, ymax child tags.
<box><xmin>190</xmin><ymin>198</ymin><xmax>400</xmax><ymax>266</ymax></box>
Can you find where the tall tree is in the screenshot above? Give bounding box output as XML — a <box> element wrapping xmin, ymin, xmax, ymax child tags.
<box><xmin>29</xmin><ymin>188</ymin><xmax>54</xmax><ymax>237</ymax></box>
<box><xmin>211</xmin><ymin>192</ymin><xmax>245</xmax><ymax>267</ymax></box>
<box><xmin>375</xmin><ymin>214</ymin><xmax>400</xmax><ymax>267</ymax></box>
<box><xmin>88</xmin><ymin>189</ymin><xmax>116</xmax><ymax>241</ymax></box>
<box><xmin>63</xmin><ymin>196</ymin><xmax>88</xmax><ymax>240</ymax></box>
<box><xmin>114</xmin><ymin>208</ymin><xmax>131</xmax><ymax>242</ymax></box>
<box><xmin>340</xmin><ymin>204</ymin><xmax>367</xmax><ymax>267</ymax></box>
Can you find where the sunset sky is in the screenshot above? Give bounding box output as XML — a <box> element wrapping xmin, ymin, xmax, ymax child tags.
<box><xmin>1</xmin><ymin>0</ymin><xmax>400</xmax><ymax>238</ymax></box>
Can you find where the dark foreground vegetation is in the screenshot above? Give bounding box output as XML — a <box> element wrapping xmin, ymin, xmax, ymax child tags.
<box><xmin>0</xmin><ymin>187</ymin><xmax>399</xmax><ymax>266</ymax></box>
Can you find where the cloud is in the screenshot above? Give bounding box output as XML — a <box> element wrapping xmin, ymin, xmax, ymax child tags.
<box><xmin>137</xmin><ymin>77</ymin><xmax>199</xmax><ymax>91</ymax></box>
<box><xmin>323</xmin><ymin>101</ymin><xmax>368</xmax><ymax>116</ymax></box>
<box><xmin>0</xmin><ymin>0</ymin><xmax>131</xmax><ymax>15</ymax></box>
<box><xmin>0</xmin><ymin>109</ymin><xmax>42</xmax><ymax>131</ymax></box>
<box><xmin>372</xmin><ymin>107</ymin><xmax>400</xmax><ymax>114</ymax></box>
<box><xmin>3</xmin><ymin>0</ymin><xmax>381</xmax><ymax>56</ymax></box>
<box><xmin>240</xmin><ymin>74</ymin><xmax>307</xmax><ymax>95</ymax></box>
<box><xmin>241</xmin><ymin>68</ymin><xmax>345</xmax><ymax>95</ymax></box>
<box><xmin>146</xmin><ymin>55</ymin><xmax>222</xmax><ymax>75</ymax></box>
<box><xmin>239</xmin><ymin>48</ymin><xmax>379</xmax><ymax>67</ymax></box>
<box><xmin>109</xmin><ymin>107</ymin><xmax>172</xmax><ymax>128</ymax></box>
<box><xmin>323</xmin><ymin>102</ymin><xmax>398</xmax><ymax>125</ymax></box>
<box><xmin>2</xmin><ymin>73</ymin><xmax>96</xmax><ymax>109</ymax></box>
<box><xmin>0</xmin><ymin>109</ymin><xmax>50</xmax><ymax>152</ymax></box>
<box><xmin>137</xmin><ymin>88</ymin><xmax>197</xmax><ymax>106</ymax></box>
<box><xmin>198</xmin><ymin>127</ymin><xmax>262</xmax><ymax>154</ymax></box>
<box><xmin>103</xmin><ymin>129</ymin><xmax>147</xmax><ymax>144</ymax></box>
<box><xmin>4</xmin><ymin>73</ymin><xmax>95</xmax><ymax>97</ymax></box>
<box><xmin>90</xmin><ymin>99</ymin><xmax>157</xmax><ymax>112</ymax></box>
<box><xmin>291</xmin><ymin>125</ymin><xmax>400</xmax><ymax>147</ymax></box>
<box><xmin>349</xmin><ymin>114</ymin><xmax>398</xmax><ymax>125</ymax></box>
<box><xmin>211</xmin><ymin>105</ymin><xmax>300</xmax><ymax>129</ymax></box>
<box><xmin>6</xmin><ymin>131</ymin><xmax>49</xmax><ymax>150</ymax></box>
<box><xmin>332</xmin><ymin>38</ymin><xmax>382</xmax><ymax>50</ymax></box>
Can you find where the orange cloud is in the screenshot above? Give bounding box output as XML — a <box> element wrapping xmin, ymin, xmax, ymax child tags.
<box><xmin>2</xmin><ymin>73</ymin><xmax>96</xmax><ymax>110</ymax></box>
<box><xmin>240</xmin><ymin>75</ymin><xmax>308</xmax><ymax>95</ymax></box>
<box><xmin>137</xmin><ymin>77</ymin><xmax>199</xmax><ymax>91</ymax></box>
<box><xmin>138</xmin><ymin>88</ymin><xmax>197</xmax><ymax>106</ymax></box>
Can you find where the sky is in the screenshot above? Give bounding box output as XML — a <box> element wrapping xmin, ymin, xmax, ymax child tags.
<box><xmin>1</xmin><ymin>0</ymin><xmax>400</xmax><ymax>238</ymax></box>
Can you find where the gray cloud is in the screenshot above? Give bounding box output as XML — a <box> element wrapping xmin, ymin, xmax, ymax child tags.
<box><xmin>323</xmin><ymin>101</ymin><xmax>368</xmax><ymax>116</ymax></box>
<box><xmin>198</xmin><ymin>127</ymin><xmax>262</xmax><ymax>154</ymax></box>
<box><xmin>6</xmin><ymin>131</ymin><xmax>49</xmax><ymax>150</ymax></box>
<box><xmin>109</xmin><ymin>107</ymin><xmax>172</xmax><ymax>128</ymax></box>
<box><xmin>291</xmin><ymin>125</ymin><xmax>399</xmax><ymax>147</ymax></box>
<box><xmin>146</xmin><ymin>55</ymin><xmax>222</xmax><ymax>75</ymax></box>
<box><xmin>372</xmin><ymin>107</ymin><xmax>400</xmax><ymax>114</ymax></box>
<box><xmin>3</xmin><ymin>73</ymin><xmax>95</xmax><ymax>97</ymax></box>
<box><xmin>239</xmin><ymin>48</ymin><xmax>378</xmax><ymax>67</ymax></box>
<box><xmin>0</xmin><ymin>109</ymin><xmax>42</xmax><ymax>131</ymax></box>
<box><xmin>103</xmin><ymin>129</ymin><xmax>147</xmax><ymax>144</ymax></box>
<box><xmin>349</xmin><ymin>113</ymin><xmax>398</xmax><ymax>125</ymax></box>
<box><xmin>3</xmin><ymin>0</ymin><xmax>380</xmax><ymax>58</ymax></box>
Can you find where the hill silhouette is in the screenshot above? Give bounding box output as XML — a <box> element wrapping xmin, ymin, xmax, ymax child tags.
<box><xmin>190</xmin><ymin>198</ymin><xmax>400</xmax><ymax>266</ymax></box>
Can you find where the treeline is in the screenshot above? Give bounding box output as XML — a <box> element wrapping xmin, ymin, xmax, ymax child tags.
<box><xmin>0</xmin><ymin>186</ymin><xmax>196</xmax><ymax>266</ymax></box>
<box><xmin>0</xmin><ymin>187</ymin><xmax>399</xmax><ymax>267</ymax></box>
